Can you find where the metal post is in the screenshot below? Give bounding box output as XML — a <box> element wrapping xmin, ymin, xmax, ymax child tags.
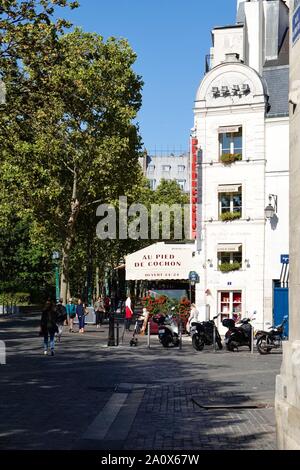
<box><xmin>116</xmin><ymin>320</ymin><xmax>119</xmax><ymax>347</ymax></box>
<box><xmin>179</xmin><ymin>320</ymin><xmax>183</xmax><ymax>350</ymax></box>
<box><xmin>147</xmin><ymin>321</ymin><xmax>151</xmax><ymax>349</ymax></box>
<box><xmin>251</xmin><ymin>325</ymin><xmax>255</xmax><ymax>354</ymax></box>
<box><xmin>108</xmin><ymin>310</ymin><xmax>116</xmax><ymax>347</ymax></box>
<box><xmin>213</xmin><ymin>325</ymin><xmax>216</xmax><ymax>353</ymax></box>
<box><xmin>55</xmin><ymin>265</ymin><xmax>60</xmax><ymax>303</ymax></box>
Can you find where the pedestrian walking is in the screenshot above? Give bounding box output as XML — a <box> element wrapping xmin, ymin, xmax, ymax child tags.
<box><xmin>125</xmin><ymin>295</ymin><xmax>133</xmax><ymax>331</ymax></box>
<box><xmin>40</xmin><ymin>300</ymin><xmax>58</xmax><ymax>356</ymax></box>
<box><xmin>76</xmin><ymin>299</ymin><xmax>86</xmax><ymax>333</ymax></box>
<box><xmin>66</xmin><ymin>298</ymin><xmax>76</xmax><ymax>332</ymax></box>
<box><xmin>94</xmin><ymin>296</ymin><xmax>105</xmax><ymax>328</ymax></box>
<box><xmin>56</xmin><ymin>299</ymin><xmax>67</xmax><ymax>342</ymax></box>
<box><xmin>186</xmin><ymin>303</ymin><xmax>200</xmax><ymax>334</ymax></box>
<box><xmin>104</xmin><ymin>296</ymin><xmax>111</xmax><ymax>320</ymax></box>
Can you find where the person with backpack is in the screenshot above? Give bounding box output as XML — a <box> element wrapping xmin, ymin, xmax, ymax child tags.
<box><xmin>66</xmin><ymin>298</ymin><xmax>76</xmax><ymax>333</ymax></box>
<box><xmin>40</xmin><ymin>300</ymin><xmax>58</xmax><ymax>356</ymax></box>
<box><xmin>56</xmin><ymin>299</ymin><xmax>67</xmax><ymax>342</ymax></box>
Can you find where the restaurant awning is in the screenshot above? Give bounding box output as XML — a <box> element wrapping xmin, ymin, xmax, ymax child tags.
<box><xmin>125</xmin><ymin>242</ymin><xmax>196</xmax><ymax>281</ymax></box>
<box><xmin>218</xmin><ymin>184</ymin><xmax>241</xmax><ymax>193</ymax></box>
<box><xmin>217</xmin><ymin>244</ymin><xmax>242</xmax><ymax>253</ymax></box>
<box><xmin>218</xmin><ymin>125</ymin><xmax>241</xmax><ymax>134</ymax></box>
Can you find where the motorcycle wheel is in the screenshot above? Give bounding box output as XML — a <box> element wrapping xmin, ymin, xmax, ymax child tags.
<box><xmin>257</xmin><ymin>336</ymin><xmax>272</xmax><ymax>355</ymax></box>
<box><xmin>226</xmin><ymin>341</ymin><xmax>235</xmax><ymax>352</ymax></box>
<box><xmin>161</xmin><ymin>337</ymin><xmax>171</xmax><ymax>348</ymax></box>
<box><xmin>192</xmin><ymin>334</ymin><xmax>205</xmax><ymax>351</ymax></box>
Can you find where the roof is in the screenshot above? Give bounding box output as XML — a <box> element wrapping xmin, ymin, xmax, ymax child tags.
<box><xmin>262</xmin><ymin>66</ymin><xmax>289</xmax><ymax>118</ymax></box>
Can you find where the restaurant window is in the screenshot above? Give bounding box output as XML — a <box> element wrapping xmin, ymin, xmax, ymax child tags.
<box><xmin>218</xmin><ymin>185</ymin><xmax>242</xmax><ymax>220</ymax></box>
<box><xmin>217</xmin><ymin>244</ymin><xmax>242</xmax><ymax>272</ymax></box>
<box><xmin>219</xmin><ymin>126</ymin><xmax>242</xmax><ymax>160</ymax></box>
<box><xmin>178</xmin><ymin>165</ymin><xmax>185</xmax><ymax>173</ymax></box>
<box><xmin>219</xmin><ymin>291</ymin><xmax>242</xmax><ymax>323</ymax></box>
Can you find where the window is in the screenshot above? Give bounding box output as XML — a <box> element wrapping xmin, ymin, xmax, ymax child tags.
<box><xmin>217</xmin><ymin>244</ymin><xmax>242</xmax><ymax>272</ymax></box>
<box><xmin>176</xmin><ymin>180</ymin><xmax>186</xmax><ymax>191</ymax></box>
<box><xmin>162</xmin><ymin>165</ymin><xmax>171</xmax><ymax>173</ymax></box>
<box><xmin>219</xmin><ymin>291</ymin><xmax>242</xmax><ymax>323</ymax></box>
<box><xmin>178</xmin><ymin>165</ymin><xmax>185</xmax><ymax>173</ymax></box>
<box><xmin>219</xmin><ymin>127</ymin><xmax>242</xmax><ymax>159</ymax></box>
<box><xmin>148</xmin><ymin>165</ymin><xmax>155</xmax><ymax>174</ymax></box>
<box><xmin>149</xmin><ymin>179</ymin><xmax>156</xmax><ymax>190</ymax></box>
<box><xmin>218</xmin><ymin>186</ymin><xmax>242</xmax><ymax>220</ymax></box>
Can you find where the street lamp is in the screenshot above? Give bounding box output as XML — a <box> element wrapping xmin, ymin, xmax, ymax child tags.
<box><xmin>265</xmin><ymin>194</ymin><xmax>278</xmax><ymax>220</ymax></box>
<box><xmin>52</xmin><ymin>251</ymin><xmax>60</xmax><ymax>303</ymax></box>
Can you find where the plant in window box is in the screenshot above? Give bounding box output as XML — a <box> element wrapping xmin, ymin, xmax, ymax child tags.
<box><xmin>220</xmin><ymin>153</ymin><xmax>242</xmax><ymax>164</ymax></box>
<box><xmin>220</xmin><ymin>211</ymin><xmax>241</xmax><ymax>222</ymax></box>
<box><xmin>219</xmin><ymin>262</ymin><xmax>242</xmax><ymax>273</ymax></box>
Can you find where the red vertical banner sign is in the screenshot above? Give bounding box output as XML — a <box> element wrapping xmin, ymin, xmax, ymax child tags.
<box><xmin>190</xmin><ymin>137</ymin><xmax>198</xmax><ymax>239</ymax></box>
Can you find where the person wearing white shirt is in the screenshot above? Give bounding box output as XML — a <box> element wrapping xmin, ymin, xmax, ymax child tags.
<box><xmin>186</xmin><ymin>304</ymin><xmax>200</xmax><ymax>334</ymax></box>
<box><xmin>125</xmin><ymin>295</ymin><xmax>133</xmax><ymax>331</ymax></box>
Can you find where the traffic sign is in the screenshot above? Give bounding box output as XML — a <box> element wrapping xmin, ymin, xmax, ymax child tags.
<box><xmin>281</xmin><ymin>255</ymin><xmax>289</xmax><ymax>265</ymax></box>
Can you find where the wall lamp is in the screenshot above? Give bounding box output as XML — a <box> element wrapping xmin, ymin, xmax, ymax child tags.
<box><xmin>207</xmin><ymin>259</ymin><xmax>213</xmax><ymax>268</ymax></box>
<box><xmin>265</xmin><ymin>194</ymin><xmax>278</xmax><ymax>220</ymax></box>
<box><xmin>245</xmin><ymin>259</ymin><xmax>250</xmax><ymax>268</ymax></box>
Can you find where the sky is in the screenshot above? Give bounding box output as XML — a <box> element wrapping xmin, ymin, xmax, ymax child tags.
<box><xmin>64</xmin><ymin>0</ymin><xmax>237</xmax><ymax>154</ymax></box>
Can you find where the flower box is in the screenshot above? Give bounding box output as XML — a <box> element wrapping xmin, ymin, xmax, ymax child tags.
<box><xmin>219</xmin><ymin>262</ymin><xmax>241</xmax><ymax>273</ymax></box>
<box><xmin>220</xmin><ymin>211</ymin><xmax>241</xmax><ymax>222</ymax></box>
<box><xmin>220</xmin><ymin>153</ymin><xmax>242</xmax><ymax>165</ymax></box>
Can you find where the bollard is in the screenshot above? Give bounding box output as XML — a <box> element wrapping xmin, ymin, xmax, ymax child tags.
<box><xmin>116</xmin><ymin>320</ymin><xmax>119</xmax><ymax>347</ymax></box>
<box><xmin>179</xmin><ymin>320</ymin><xmax>182</xmax><ymax>350</ymax></box>
<box><xmin>147</xmin><ymin>321</ymin><xmax>151</xmax><ymax>349</ymax></box>
<box><xmin>213</xmin><ymin>325</ymin><xmax>216</xmax><ymax>353</ymax></box>
<box><xmin>251</xmin><ymin>326</ymin><xmax>255</xmax><ymax>354</ymax></box>
<box><xmin>0</xmin><ymin>340</ymin><xmax>6</xmax><ymax>365</ymax></box>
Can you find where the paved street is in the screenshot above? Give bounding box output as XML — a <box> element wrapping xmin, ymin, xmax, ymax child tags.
<box><xmin>0</xmin><ymin>313</ymin><xmax>281</xmax><ymax>450</ymax></box>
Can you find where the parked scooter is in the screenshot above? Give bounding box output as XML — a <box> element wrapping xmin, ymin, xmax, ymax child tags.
<box><xmin>153</xmin><ymin>308</ymin><xmax>180</xmax><ymax>348</ymax></box>
<box><xmin>222</xmin><ymin>316</ymin><xmax>254</xmax><ymax>352</ymax></box>
<box><xmin>190</xmin><ymin>315</ymin><xmax>223</xmax><ymax>351</ymax></box>
<box><xmin>255</xmin><ymin>316</ymin><xmax>288</xmax><ymax>355</ymax></box>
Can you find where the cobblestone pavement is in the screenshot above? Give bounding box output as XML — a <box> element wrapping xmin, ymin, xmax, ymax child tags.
<box><xmin>0</xmin><ymin>313</ymin><xmax>281</xmax><ymax>450</ymax></box>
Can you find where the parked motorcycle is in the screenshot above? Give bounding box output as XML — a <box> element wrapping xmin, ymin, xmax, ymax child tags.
<box><xmin>255</xmin><ymin>316</ymin><xmax>288</xmax><ymax>355</ymax></box>
<box><xmin>222</xmin><ymin>317</ymin><xmax>254</xmax><ymax>352</ymax></box>
<box><xmin>153</xmin><ymin>309</ymin><xmax>180</xmax><ymax>348</ymax></box>
<box><xmin>190</xmin><ymin>315</ymin><xmax>223</xmax><ymax>351</ymax></box>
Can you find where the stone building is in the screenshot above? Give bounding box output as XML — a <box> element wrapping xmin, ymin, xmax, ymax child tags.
<box><xmin>192</xmin><ymin>0</ymin><xmax>290</xmax><ymax>333</ymax></box>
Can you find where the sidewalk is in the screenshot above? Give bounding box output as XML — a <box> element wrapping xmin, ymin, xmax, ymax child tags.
<box><xmin>0</xmin><ymin>314</ymin><xmax>280</xmax><ymax>450</ymax></box>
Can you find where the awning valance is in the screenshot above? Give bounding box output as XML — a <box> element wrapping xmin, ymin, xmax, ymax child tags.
<box><xmin>218</xmin><ymin>184</ymin><xmax>241</xmax><ymax>193</ymax></box>
<box><xmin>217</xmin><ymin>244</ymin><xmax>242</xmax><ymax>253</ymax></box>
<box><xmin>218</xmin><ymin>125</ymin><xmax>241</xmax><ymax>134</ymax></box>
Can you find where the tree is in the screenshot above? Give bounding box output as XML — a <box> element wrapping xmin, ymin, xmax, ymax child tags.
<box><xmin>1</xmin><ymin>28</ymin><xmax>144</xmax><ymax>302</ymax></box>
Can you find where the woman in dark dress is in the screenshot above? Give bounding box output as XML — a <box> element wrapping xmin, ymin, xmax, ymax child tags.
<box><xmin>40</xmin><ymin>300</ymin><xmax>58</xmax><ymax>356</ymax></box>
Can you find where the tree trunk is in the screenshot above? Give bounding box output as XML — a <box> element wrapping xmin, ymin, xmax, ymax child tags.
<box><xmin>60</xmin><ymin>170</ymin><xmax>80</xmax><ymax>304</ymax></box>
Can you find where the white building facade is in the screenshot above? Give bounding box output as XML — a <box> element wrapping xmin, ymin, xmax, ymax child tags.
<box><xmin>276</xmin><ymin>0</ymin><xmax>300</xmax><ymax>450</ymax></box>
<box><xmin>192</xmin><ymin>0</ymin><xmax>290</xmax><ymax>333</ymax></box>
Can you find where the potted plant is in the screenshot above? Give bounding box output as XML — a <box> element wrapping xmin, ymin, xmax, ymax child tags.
<box><xmin>219</xmin><ymin>262</ymin><xmax>241</xmax><ymax>273</ymax></box>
